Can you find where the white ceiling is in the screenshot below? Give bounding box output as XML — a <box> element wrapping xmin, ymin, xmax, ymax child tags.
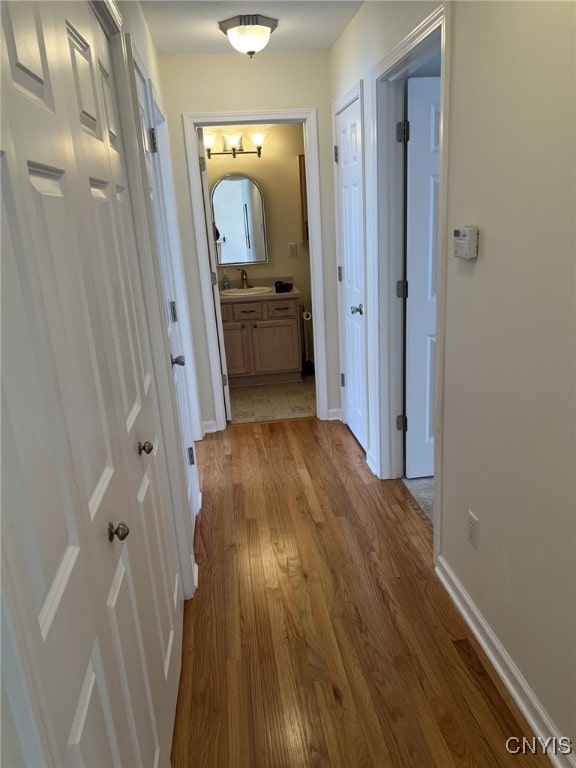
<box><xmin>139</xmin><ymin>1</ymin><xmax>363</xmax><ymax>55</ymax></box>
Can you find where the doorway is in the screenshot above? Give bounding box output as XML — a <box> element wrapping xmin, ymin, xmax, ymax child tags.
<box><xmin>370</xmin><ymin>7</ymin><xmax>448</xmax><ymax>547</ymax></box>
<box><xmin>183</xmin><ymin>108</ymin><xmax>329</xmax><ymax>432</ymax></box>
<box><xmin>204</xmin><ymin>121</ymin><xmax>316</xmax><ymax>425</ymax></box>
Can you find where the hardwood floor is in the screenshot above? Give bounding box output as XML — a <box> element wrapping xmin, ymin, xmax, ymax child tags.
<box><xmin>172</xmin><ymin>419</ymin><xmax>547</xmax><ymax>768</ymax></box>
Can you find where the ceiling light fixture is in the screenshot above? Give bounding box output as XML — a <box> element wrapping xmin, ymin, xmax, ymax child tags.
<box><xmin>218</xmin><ymin>14</ymin><xmax>278</xmax><ymax>58</ymax></box>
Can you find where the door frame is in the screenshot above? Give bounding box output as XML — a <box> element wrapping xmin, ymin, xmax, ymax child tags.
<box><xmin>183</xmin><ymin>108</ymin><xmax>328</xmax><ymax>430</ymax></box>
<box><xmin>367</xmin><ymin>4</ymin><xmax>451</xmax><ymax>560</ymax></box>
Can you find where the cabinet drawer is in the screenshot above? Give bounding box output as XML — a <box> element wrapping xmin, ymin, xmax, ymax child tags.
<box><xmin>266</xmin><ymin>299</ymin><xmax>297</xmax><ymax>318</ymax></box>
<box><xmin>232</xmin><ymin>302</ymin><xmax>263</xmax><ymax>321</ymax></box>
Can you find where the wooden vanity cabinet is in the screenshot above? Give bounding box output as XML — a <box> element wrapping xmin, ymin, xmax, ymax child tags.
<box><xmin>222</xmin><ymin>322</ymin><xmax>252</xmax><ymax>376</ymax></box>
<box><xmin>221</xmin><ymin>297</ymin><xmax>302</xmax><ymax>385</ymax></box>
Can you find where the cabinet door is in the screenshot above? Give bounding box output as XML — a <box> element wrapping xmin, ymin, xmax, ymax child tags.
<box><xmin>223</xmin><ymin>322</ymin><xmax>253</xmax><ymax>375</ymax></box>
<box><xmin>252</xmin><ymin>319</ymin><xmax>301</xmax><ymax>373</ymax></box>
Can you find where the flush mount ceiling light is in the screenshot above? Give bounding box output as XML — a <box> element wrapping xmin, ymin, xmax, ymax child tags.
<box><xmin>218</xmin><ymin>15</ymin><xmax>278</xmax><ymax>58</ymax></box>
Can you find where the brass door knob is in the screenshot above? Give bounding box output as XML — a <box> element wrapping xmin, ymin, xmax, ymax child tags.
<box><xmin>138</xmin><ymin>440</ymin><xmax>153</xmax><ymax>455</ymax></box>
<box><xmin>108</xmin><ymin>522</ymin><xmax>130</xmax><ymax>542</ymax></box>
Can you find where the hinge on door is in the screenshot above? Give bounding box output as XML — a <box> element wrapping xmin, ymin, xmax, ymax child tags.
<box><xmin>340</xmin><ymin>373</ymin><xmax>345</xmax><ymax>387</ymax></box>
<box><xmin>334</xmin><ymin>145</ymin><xmax>339</xmax><ymax>163</ymax></box>
<box><xmin>396</xmin><ymin>120</ymin><xmax>410</xmax><ymax>143</ymax></box>
<box><xmin>149</xmin><ymin>127</ymin><xmax>158</xmax><ymax>153</ymax></box>
<box><xmin>188</xmin><ymin>446</ymin><xmax>195</xmax><ymax>466</ymax></box>
<box><xmin>169</xmin><ymin>300</ymin><xmax>178</xmax><ymax>323</ymax></box>
<box><xmin>222</xmin><ymin>373</ymin><xmax>228</xmax><ymax>387</ymax></box>
<box><xmin>396</xmin><ymin>279</ymin><xmax>409</xmax><ymax>299</ymax></box>
<box><xmin>199</xmin><ymin>156</ymin><xmax>206</xmax><ymax>172</ymax></box>
<box><xmin>337</xmin><ymin>266</ymin><xmax>343</xmax><ymax>282</ymax></box>
<box><xmin>211</xmin><ymin>271</ymin><xmax>218</xmax><ymax>286</ymax></box>
<box><xmin>396</xmin><ymin>415</ymin><xmax>408</xmax><ymax>432</ymax></box>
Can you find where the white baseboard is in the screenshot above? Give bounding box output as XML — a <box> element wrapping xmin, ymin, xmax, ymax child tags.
<box><xmin>327</xmin><ymin>408</ymin><xmax>343</xmax><ymax>421</ymax></box>
<box><xmin>202</xmin><ymin>419</ymin><xmax>220</xmax><ymax>434</ymax></box>
<box><xmin>190</xmin><ymin>558</ymin><xmax>199</xmax><ymax>598</ymax></box>
<box><xmin>366</xmin><ymin>449</ymin><xmax>381</xmax><ymax>478</ymax></box>
<box><xmin>436</xmin><ymin>556</ymin><xmax>576</xmax><ymax>768</ymax></box>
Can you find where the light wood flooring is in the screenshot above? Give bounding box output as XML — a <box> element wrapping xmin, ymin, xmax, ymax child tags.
<box><xmin>172</xmin><ymin>418</ymin><xmax>547</xmax><ymax>768</ymax></box>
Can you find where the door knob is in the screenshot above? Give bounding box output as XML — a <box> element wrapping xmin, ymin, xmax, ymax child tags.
<box><xmin>171</xmin><ymin>354</ymin><xmax>185</xmax><ymax>367</ymax></box>
<box><xmin>138</xmin><ymin>440</ymin><xmax>153</xmax><ymax>455</ymax></box>
<box><xmin>351</xmin><ymin>304</ymin><xmax>364</xmax><ymax>315</ymax></box>
<box><xmin>108</xmin><ymin>522</ymin><xmax>130</xmax><ymax>542</ymax></box>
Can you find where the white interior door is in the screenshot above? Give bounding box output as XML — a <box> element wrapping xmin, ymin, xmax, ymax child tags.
<box><xmin>199</xmin><ymin>131</ymin><xmax>232</xmax><ymax>420</ymax></box>
<box><xmin>405</xmin><ymin>76</ymin><xmax>441</xmax><ymax>478</ymax></box>
<box><xmin>132</xmin><ymin>52</ymin><xmax>202</xmax><ymax>582</ymax></box>
<box><xmin>336</xmin><ymin>93</ymin><xmax>368</xmax><ymax>449</ymax></box>
<box><xmin>1</xmin><ymin>2</ymin><xmax>181</xmax><ymax>763</ymax></box>
<box><xmin>89</xmin><ymin>16</ymin><xmax>182</xmax><ymax>753</ymax></box>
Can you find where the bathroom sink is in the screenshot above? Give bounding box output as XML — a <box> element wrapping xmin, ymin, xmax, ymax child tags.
<box><xmin>220</xmin><ymin>286</ymin><xmax>274</xmax><ymax>297</ymax></box>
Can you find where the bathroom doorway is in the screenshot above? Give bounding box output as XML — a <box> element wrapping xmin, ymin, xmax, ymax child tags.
<box><xmin>183</xmin><ymin>109</ymin><xmax>326</xmax><ymax>429</ymax></box>
<box><xmin>206</xmin><ymin>122</ymin><xmax>315</xmax><ymax>424</ymax></box>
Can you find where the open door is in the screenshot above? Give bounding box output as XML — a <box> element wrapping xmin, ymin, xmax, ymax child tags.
<box><xmin>198</xmin><ymin>129</ymin><xmax>232</xmax><ymax>421</ymax></box>
<box><xmin>405</xmin><ymin>76</ymin><xmax>440</xmax><ymax>478</ymax></box>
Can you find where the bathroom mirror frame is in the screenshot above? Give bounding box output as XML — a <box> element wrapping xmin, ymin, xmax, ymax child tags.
<box><xmin>211</xmin><ymin>173</ymin><xmax>269</xmax><ymax>266</ymax></box>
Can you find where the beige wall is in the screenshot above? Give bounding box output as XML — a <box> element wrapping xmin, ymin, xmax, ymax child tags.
<box><xmin>329</xmin><ymin>1</ymin><xmax>437</xmax><ymax>95</ymax></box>
<box><xmin>442</xmin><ymin>1</ymin><xmax>575</xmax><ymax>739</ymax></box>
<box><xmin>207</xmin><ymin>123</ymin><xmax>312</xmax><ymax>311</ymax></box>
<box><xmin>157</xmin><ymin>52</ymin><xmax>334</xmax><ymax>423</ymax></box>
<box><xmin>118</xmin><ymin>1</ymin><xmax>163</xmax><ymax>92</ymax></box>
<box><xmin>330</xmin><ymin>0</ymin><xmax>576</xmax><ymax>742</ymax></box>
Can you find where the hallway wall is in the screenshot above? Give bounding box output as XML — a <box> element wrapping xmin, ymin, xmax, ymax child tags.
<box><xmin>330</xmin><ymin>0</ymin><xmax>576</xmax><ymax>745</ymax></box>
<box><xmin>441</xmin><ymin>1</ymin><xmax>575</xmax><ymax>741</ymax></box>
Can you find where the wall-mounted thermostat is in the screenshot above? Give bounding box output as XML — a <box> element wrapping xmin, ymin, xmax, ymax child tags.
<box><xmin>453</xmin><ymin>227</ymin><xmax>479</xmax><ymax>260</ymax></box>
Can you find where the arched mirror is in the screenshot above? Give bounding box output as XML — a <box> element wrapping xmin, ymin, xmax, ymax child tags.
<box><xmin>211</xmin><ymin>174</ymin><xmax>268</xmax><ymax>265</ymax></box>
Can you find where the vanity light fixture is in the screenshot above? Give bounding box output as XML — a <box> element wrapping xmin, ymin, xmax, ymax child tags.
<box><xmin>205</xmin><ymin>130</ymin><xmax>267</xmax><ymax>159</ymax></box>
<box><xmin>218</xmin><ymin>14</ymin><xmax>278</xmax><ymax>58</ymax></box>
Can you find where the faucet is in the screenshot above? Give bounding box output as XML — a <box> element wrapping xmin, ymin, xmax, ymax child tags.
<box><xmin>237</xmin><ymin>269</ymin><xmax>249</xmax><ymax>289</ymax></box>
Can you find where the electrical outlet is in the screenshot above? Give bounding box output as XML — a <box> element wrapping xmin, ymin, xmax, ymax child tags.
<box><xmin>468</xmin><ymin>510</ymin><xmax>479</xmax><ymax>549</ymax></box>
<box><xmin>288</xmin><ymin>242</ymin><xmax>297</xmax><ymax>258</ymax></box>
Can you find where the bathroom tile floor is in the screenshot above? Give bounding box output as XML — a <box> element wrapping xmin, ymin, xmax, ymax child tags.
<box><xmin>229</xmin><ymin>376</ymin><xmax>316</xmax><ymax>424</ymax></box>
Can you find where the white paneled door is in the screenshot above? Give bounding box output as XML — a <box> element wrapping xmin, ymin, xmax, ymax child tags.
<box><xmin>1</xmin><ymin>2</ymin><xmax>182</xmax><ymax>765</ymax></box>
<box><xmin>405</xmin><ymin>77</ymin><xmax>441</xmax><ymax>478</ymax></box>
<box><xmin>336</xmin><ymin>92</ymin><xmax>368</xmax><ymax>450</ymax></box>
<box><xmin>132</xmin><ymin>52</ymin><xmax>202</xmax><ymax>594</ymax></box>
